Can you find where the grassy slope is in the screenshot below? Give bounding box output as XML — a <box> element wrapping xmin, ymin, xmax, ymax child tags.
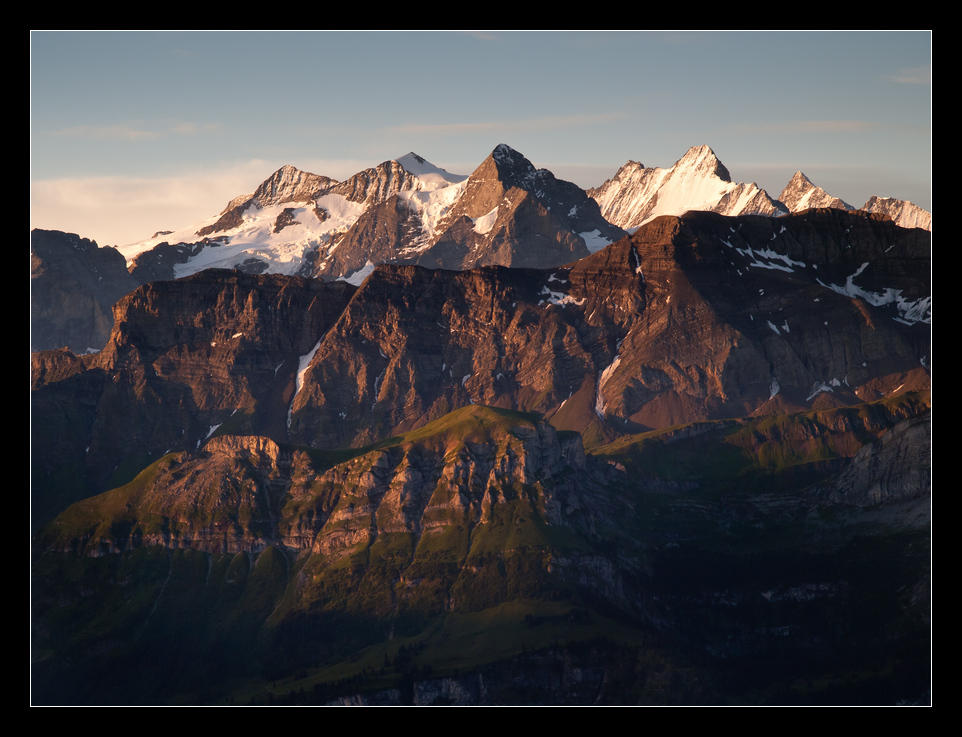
<box><xmin>32</xmin><ymin>397</ymin><xmax>930</xmax><ymax>704</ymax></box>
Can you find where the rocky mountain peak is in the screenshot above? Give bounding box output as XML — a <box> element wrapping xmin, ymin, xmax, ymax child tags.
<box><xmin>861</xmin><ymin>195</ymin><xmax>932</xmax><ymax>231</ymax></box>
<box><xmin>677</xmin><ymin>144</ymin><xmax>731</xmax><ymax>182</ymax></box>
<box><xmin>787</xmin><ymin>170</ymin><xmax>813</xmax><ymax>188</ymax></box>
<box><xmin>589</xmin><ymin>146</ymin><xmax>783</xmax><ymax>230</ymax></box>
<box><xmin>251</xmin><ymin>164</ymin><xmax>336</xmax><ymax>207</ymax></box>
<box><xmin>484</xmin><ymin>143</ymin><xmax>539</xmax><ymax>188</ymax></box>
<box><xmin>393</xmin><ymin>152</ymin><xmax>465</xmax><ymax>189</ymax></box>
<box><xmin>779</xmin><ymin>171</ymin><xmax>853</xmax><ymax>213</ymax></box>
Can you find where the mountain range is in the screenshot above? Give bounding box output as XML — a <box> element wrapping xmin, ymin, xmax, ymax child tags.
<box><xmin>31</xmin><ymin>143</ymin><xmax>931</xmax><ymax>705</ymax></box>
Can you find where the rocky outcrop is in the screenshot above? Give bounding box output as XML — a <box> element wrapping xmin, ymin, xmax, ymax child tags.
<box><xmin>819</xmin><ymin>409</ymin><xmax>931</xmax><ymax>505</ymax></box>
<box><xmin>31</xmin><ymin>270</ymin><xmax>355</xmax><ymax>526</ymax></box>
<box><xmin>291</xmin><ymin>208</ymin><xmax>929</xmax><ymax>448</ymax></box>
<box><xmin>30</xmin><ymin>229</ymin><xmax>140</xmax><ymax>353</ymax></box>
<box><xmin>197</xmin><ymin>164</ymin><xmax>337</xmax><ymax>237</ymax></box>
<box><xmin>46</xmin><ymin>406</ymin><xmax>607</xmax><ymax>573</ymax></box>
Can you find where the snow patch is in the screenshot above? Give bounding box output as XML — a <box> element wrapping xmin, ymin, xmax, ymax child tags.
<box><xmin>817</xmin><ymin>262</ymin><xmax>931</xmax><ymax>324</ymax></box>
<box><xmin>580</xmin><ymin>229</ymin><xmax>613</xmax><ymax>254</ymax></box>
<box><xmin>594</xmin><ymin>355</ymin><xmax>622</xmax><ymax>418</ymax></box>
<box><xmin>340</xmin><ymin>261</ymin><xmax>376</xmax><ymax>286</ymax></box>
<box><xmin>288</xmin><ymin>339</ymin><xmax>322</xmax><ymax>428</ymax></box>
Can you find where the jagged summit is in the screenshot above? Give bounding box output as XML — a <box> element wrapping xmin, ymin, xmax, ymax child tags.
<box><xmin>589</xmin><ymin>145</ymin><xmax>786</xmax><ymax>231</ymax></box>
<box><xmin>479</xmin><ymin>143</ymin><xmax>542</xmax><ymax>191</ymax></box>
<box><xmin>251</xmin><ymin>164</ymin><xmax>337</xmax><ymax>208</ymax></box>
<box><xmin>491</xmin><ymin>142</ymin><xmax>527</xmax><ymax>166</ymax></box>
<box><xmin>779</xmin><ymin>171</ymin><xmax>853</xmax><ymax>213</ymax></box>
<box><xmin>861</xmin><ymin>195</ymin><xmax>931</xmax><ymax>231</ymax></box>
<box><xmin>394</xmin><ymin>152</ymin><xmax>465</xmax><ymax>188</ymax></box>
<box><xmin>113</xmin><ymin>143</ymin><xmax>931</xmax><ymax>285</ymax></box>
<box><xmin>675</xmin><ymin>144</ymin><xmax>732</xmax><ymax>182</ymax></box>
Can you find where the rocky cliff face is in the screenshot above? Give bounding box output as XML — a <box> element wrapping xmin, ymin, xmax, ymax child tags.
<box><xmin>819</xmin><ymin>409</ymin><xmax>931</xmax><ymax>506</ymax></box>
<box><xmin>290</xmin><ymin>208</ymin><xmax>929</xmax><ymax>448</ymax></box>
<box><xmin>50</xmin><ymin>406</ymin><xmax>598</xmax><ymax>558</ymax></box>
<box><xmin>30</xmin><ymin>229</ymin><xmax>140</xmax><ymax>353</ymax></box>
<box><xmin>31</xmin><ymin>270</ymin><xmax>355</xmax><ymax>525</ymax></box>
<box><xmin>32</xmin><ymin>202</ymin><xmax>931</xmax><ymax>705</ymax></box>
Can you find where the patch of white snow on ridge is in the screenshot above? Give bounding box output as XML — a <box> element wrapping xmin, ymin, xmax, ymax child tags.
<box><xmin>395</xmin><ymin>153</ymin><xmax>467</xmax><ymax>188</ymax></box>
<box><xmin>473</xmin><ymin>206</ymin><xmax>499</xmax><ymax>235</ymax></box>
<box><xmin>539</xmin><ymin>285</ymin><xmax>585</xmax><ymax>308</ymax></box>
<box><xmin>594</xmin><ymin>355</ymin><xmax>622</xmax><ymax>418</ymax></box>
<box><xmin>806</xmin><ymin>382</ymin><xmax>835</xmax><ymax>401</ymax></box>
<box><xmin>817</xmin><ymin>262</ymin><xmax>931</xmax><ymax>324</ymax></box>
<box><xmin>580</xmin><ymin>229</ymin><xmax>613</xmax><ymax>254</ymax></box>
<box><xmin>173</xmin><ymin>199</ymin><xmax>362</xmax><ymax>278</ymax></box>
<box><xmin>398</xmin><ymin>178</ymin><xmax>468</xmax><ymax>251</ymax></box>
<box><xmin>735</xmin><ymin>245</ymin><xmax>805</xmax><ymax>273</ymax></box>
<box><xmin>288</xmin><ymin>339</ymin><xmax>323</xmax><ymax>428</ymax></box>
<box><xmin>340</xmin><ymin>261</ymin><xmax>376</xmax><ymax>286</ymax></box>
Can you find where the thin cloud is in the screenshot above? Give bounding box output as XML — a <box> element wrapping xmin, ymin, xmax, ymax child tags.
<box><xmin>50</xmin><ymin>121</ymin><xmax>222</xmax><ymax>140</ymax></box>
<box><xmin>887</xmin><ymin>65</ymin><xmax>931</xmax><ymax>85</ymax></box>
<box><xmin>460</xmin><ymin>31</ymin><xmax>500</xmax><ymax>41</ymax></box>
<box><xmin>51</xmin><ymin>124</ymin><xmax>160</xmax><ymax>141</ymax></box>
<box><xmin>732</xmin><ymin>120</ymin><xmax>882</xmax><ymax>135</ymax></box>
<box><xmin>387</xmin><ymin>113</ymin><xmax>629</xmax><ymax>137</ymax></box>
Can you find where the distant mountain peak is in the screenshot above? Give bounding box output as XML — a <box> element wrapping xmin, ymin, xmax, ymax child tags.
<box><xmin>251</xmin><ymin>164</ymin><xmax>336</xmax><ymax>208</ymax></box>
<box><xmin>489</xmin><ymin>143</ymin><xmax>535</xmax><ymax>174</ymax></box>
<box><xmin>589</xmin><ymin>146</ymin><xmax>782</xmax><ymax>230</ymax></box>
<box><xmin>861</xmin><ymin>195</ymin><xmax>931</xmax><ymax>231</ymax></box>
<box><xmin>394</xmin><ymin>152</ymin><xmax>465</xmax><ymax>187</ymax></box>
<box><xmin>677</xmin><ymin>145</ymin><xmax>731</xmax><ymax>181</ymax></box>
<box><xmin>779</xmin><ymin>171</ymin><xmax>853</xmax><ymax>213</ymax></box>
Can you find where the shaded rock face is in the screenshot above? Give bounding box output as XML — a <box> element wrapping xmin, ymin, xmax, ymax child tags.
<box><xmin>32</xmin><ymin>205</ymin><xmax>931</xmax><ymax>705</ymax></box>
<box><xmin>30</xmin><ymin>229</ymin><xmax>140</xmax><ymax>353</ymax></box>
<box><xmin>291</xmin><ymin>208</ymin><xmax>929</xmax><ymax>447</ymax></box>
<box><xmin>31</xmin><ymin>270</ymin><xmax>355</xmax><ymax>525</ymax></box>
<box><xmin>820</xmin><ymin>409</ymin><xmax>931</xmax><ymax>506</ymax></box>
<box><xmin>127</xmin><ymin>240</ymin><xmax>209</xmax><ymax>284</ymax></box>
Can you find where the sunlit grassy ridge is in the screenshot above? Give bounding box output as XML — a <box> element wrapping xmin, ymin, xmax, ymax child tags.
<box><xmin>591</xmin><ymin>391</ymin><xmax>928</xmax><ymax>487</ymax></box>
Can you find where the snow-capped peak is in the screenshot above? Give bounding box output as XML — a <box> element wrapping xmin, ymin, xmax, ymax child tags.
<box><xmin>676</xmin><ymin>145</ymin><xmax>731</xmax><ymax>181</ymax></box>
<box><xmin>589</xmin><ymin>146</ymin><xmax>784</xmax><ymax>230</ymax></box>
<box><xmin>395</xmin><ymin>152</ymin><xmax>466</xmax><ymax>189</ymax></box>
<box><xmin>779</xmin><ymin>171</ymin><xmax>853</xmax><ymax>213</ymax></box>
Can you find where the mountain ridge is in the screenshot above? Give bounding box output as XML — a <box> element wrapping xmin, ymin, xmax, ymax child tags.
<box><xmin>111</xmin><ymin>143</ymin><xmax>929</xmax><ymax>295</ymax></box>
<box><xmin>30</xmin><ymin>142</ymin><xmax>931</xmax><ymax>706</ymax></box>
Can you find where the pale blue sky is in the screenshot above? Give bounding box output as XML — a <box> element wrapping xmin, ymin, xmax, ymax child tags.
<box><xmin>31</xmin><ymin>30</ymin><xmax>931</xmax><ymax>247</ymax></box>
